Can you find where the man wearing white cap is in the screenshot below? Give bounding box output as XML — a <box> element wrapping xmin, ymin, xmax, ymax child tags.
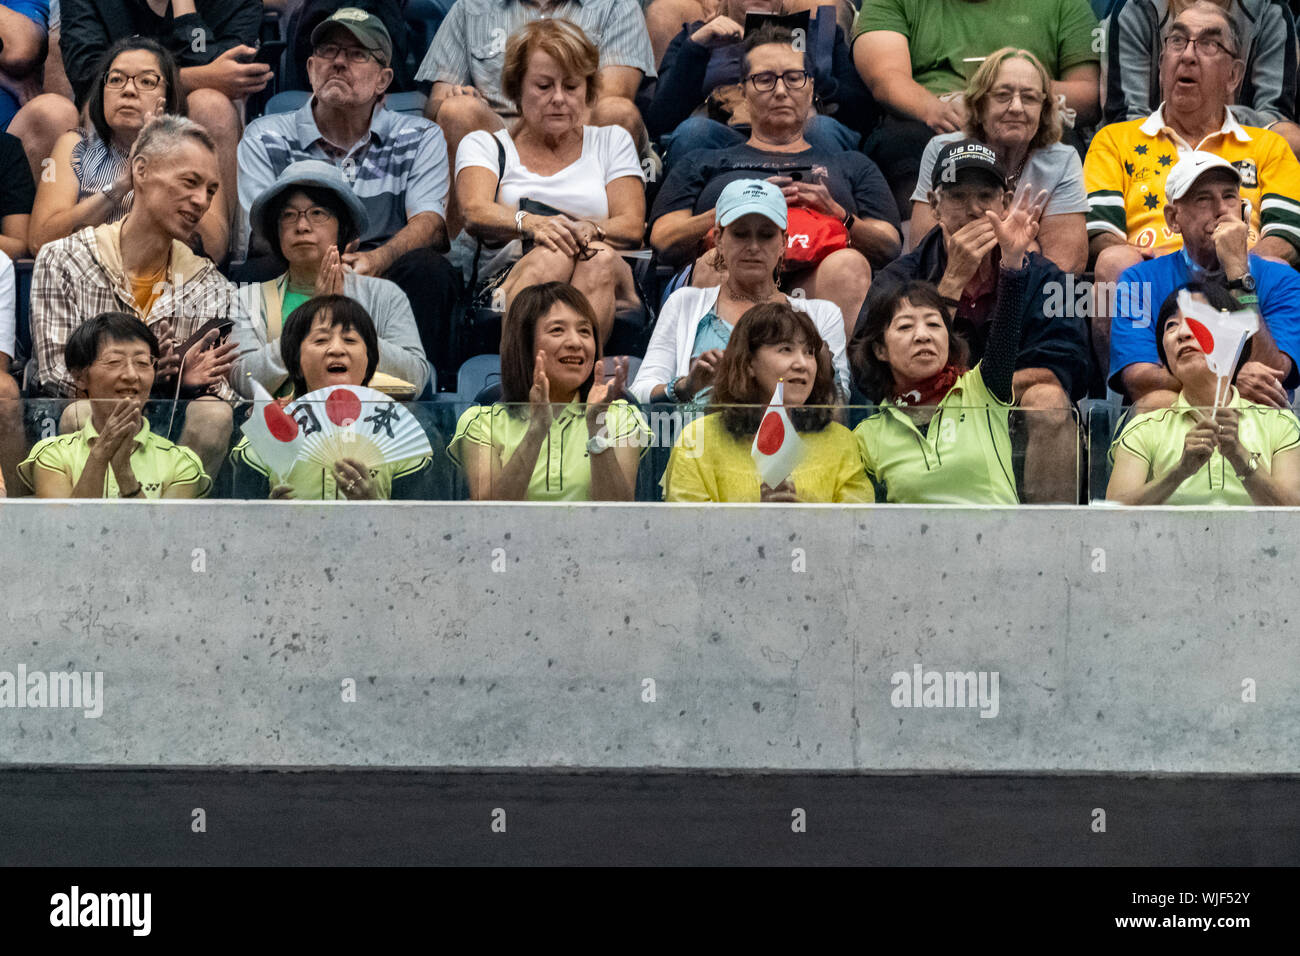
<box><xmin>1109</xmin><ymin>150</ymin><xmax>1300</xmax><ymax>411</ymax></box>
<box><xmin>1084</xmin><ymin>0</ymin><xmax>1300</xmax><ymax>372</ymax></box>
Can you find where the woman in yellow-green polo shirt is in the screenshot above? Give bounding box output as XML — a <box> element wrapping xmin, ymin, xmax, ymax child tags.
<box><xmin>1107</xmin><ymin>282</ymin><xmax>1300</xmax><ymax>506</ymax></box>
<box><xmin>449</xmin><ymin>282</ymin><xmax>648</xmax><ymax>501</ymax></box>
<box><xmin>850</xmin><ymin>190</ymin><xmax>1046</xmax><ymax>504</ymax></box>
<box><xmin>663</xmin><ymin>301</ymin><xmax>871</xmax><ymax>503</ymax></box>
<box><xmin>20</xmin><ymin>312</ymin><xmax>209</xmax><ymax>498</ymax></box>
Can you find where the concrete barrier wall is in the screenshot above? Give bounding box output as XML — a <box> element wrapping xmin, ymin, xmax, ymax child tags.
<box><xmin>0</xmin><ymin>501</ymin><xmax>1295</xmax><ymax>772</ymax></box>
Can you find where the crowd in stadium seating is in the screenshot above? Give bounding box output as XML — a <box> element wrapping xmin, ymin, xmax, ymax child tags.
<box><xmin>1</xmin><ymin>0</ymin><xmax>1299</xmax><ymax>508</ymax></box>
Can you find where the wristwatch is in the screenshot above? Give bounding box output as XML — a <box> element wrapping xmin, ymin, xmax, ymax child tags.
<box><xmin>1227</xmin><ymin>272</ymin><xmax>1257</xmax><ymax>294</ymax></box>
<box><xmin>586</xmin><ymin>433</ymin><xmax>612</xmax><ymax>455</ymax></box>
<box><xmin>841</xmin><ymin>209</ymin><xmax>856</xmax><ymax>231</ymax></box>
<box><xmin>1235</xmin><ymin>454</ymin><xmax>1259</xmax><ymax>480</ymax></box>
<box><xmin>514</xmin><ymin>209</ymin><xmax>528</xmax><ymax>235</ymax></box>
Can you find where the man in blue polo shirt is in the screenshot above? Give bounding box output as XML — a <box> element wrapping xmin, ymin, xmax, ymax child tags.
<box><xmin>1110</xmin><ymin>150</ymin><xmax>1300</xmax><ymax>411</ymax></box>
<box><xmin>238</xmin><ymin>8</ymin><xmax>457</xmax><ymax>383</ymax></box>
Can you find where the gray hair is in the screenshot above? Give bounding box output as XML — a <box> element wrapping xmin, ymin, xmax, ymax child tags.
<box><xmin>1171</xmin><ymin>1</ymin><xmax>1244</xmax><ymax>59</ymax></box>
<box><xmin>128</xmin><ymin>114</ymin><xmax>217</xmax><ymax>168</ymax></box>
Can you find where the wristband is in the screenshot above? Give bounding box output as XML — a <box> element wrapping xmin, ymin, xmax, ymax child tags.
<box><xmin>664</xmin><ymin>377</ymin><xmax>680</xmax><ymax>403</ymax></box>
<box><xmin>514</xmin><ymin>209</ymin><xmax>528</xmax><ymax>235</ymax></box>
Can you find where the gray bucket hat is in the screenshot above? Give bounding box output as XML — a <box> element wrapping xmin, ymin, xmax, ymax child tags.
<box><xmin>249</xmin><ymin>159</ymin><xmax>370</xmax><ymax>251</ymax></box>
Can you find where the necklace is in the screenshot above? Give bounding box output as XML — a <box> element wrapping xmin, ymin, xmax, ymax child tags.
<box><xmin>1005</xmin><ymin>151</ymin><xmax>1030</xmax><ymax>192</ymax></box>
<box><xmin>723</xmin><ymin>280</ymin><xmax>778</xmax><ymax>305</ymax></box>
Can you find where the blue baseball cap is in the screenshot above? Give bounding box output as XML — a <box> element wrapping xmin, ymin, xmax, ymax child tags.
<box><xmin>715</xmin><ymin>178</ymin><xmax>788</xmax><ymax>229</ymax></box>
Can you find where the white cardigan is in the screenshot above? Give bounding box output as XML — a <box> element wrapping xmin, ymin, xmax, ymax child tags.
<box><xmin>629</xmin><ymin>286</ymin><xmax>849</xmax><ymax>404</ymax></box>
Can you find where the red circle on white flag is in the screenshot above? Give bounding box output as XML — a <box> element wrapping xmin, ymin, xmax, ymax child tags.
<box><xmin>756</xmin><ymin>413</ymin><xmax>785</xmax><ymax>455</ymax></box>
<box><xmin>1186</xmin><ymin>318</ymin><xmax>1215</xmax><ymax>356</ymax></box>
<box><xmin>264</xmin><ymin>404</ymin><xmax>298</xmax><ymax>442</ymax></box>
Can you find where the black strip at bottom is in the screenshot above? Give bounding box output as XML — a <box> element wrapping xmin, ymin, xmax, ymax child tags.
<box><xmin>1</xmin><ymin>766</ymin><xmax>1297</xmax><ymax>866</ymax></box>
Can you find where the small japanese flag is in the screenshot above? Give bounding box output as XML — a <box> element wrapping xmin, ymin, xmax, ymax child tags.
<box><xmin>751</xmin><ymin>380</ymin><xmax>805</xmax><ymax>488</ymax></box>
<box><xmin>1176</xmin><ymin>289</ymin><xmax>1258</xmax><ymax>411</ymax></box>
<box><xmin>240</xmin><ymin>377</ymin><xmax>305</xmax><ymax>478</ymax></box>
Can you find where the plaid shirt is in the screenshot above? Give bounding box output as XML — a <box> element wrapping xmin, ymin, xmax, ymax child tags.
<box><xmin>32</xmin><ymin>224</ymin><xmax>242</xmax><ymax>399</ymax></box>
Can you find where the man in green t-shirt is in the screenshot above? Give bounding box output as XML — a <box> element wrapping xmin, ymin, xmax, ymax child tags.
<box><xmin>852</xmin><ymin>0</ymin><xmax>1100</xmax><ymax>219</ymax></box>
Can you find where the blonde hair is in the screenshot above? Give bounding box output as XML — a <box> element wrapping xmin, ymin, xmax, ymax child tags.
<box><xmin>963</xmin><ymin>47</ymin><xmax>1061</xmax><ymax>152</ymax></box>
<box><xmin>501</xmin><ymin>18</ymin><xmax>600</xmax><ymax>110</ymax></box>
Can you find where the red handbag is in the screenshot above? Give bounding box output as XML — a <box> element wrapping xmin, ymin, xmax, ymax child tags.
<box><xmin>782</xmin><ymin>206</ymin><xmax>849</xmax><ymax>271</ymax></box>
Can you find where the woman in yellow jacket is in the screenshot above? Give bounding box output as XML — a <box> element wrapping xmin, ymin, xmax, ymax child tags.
<box><xmin>663</xmin><ymin>301</ymin><xmax>872</xmax><ymax>503</ymax></box>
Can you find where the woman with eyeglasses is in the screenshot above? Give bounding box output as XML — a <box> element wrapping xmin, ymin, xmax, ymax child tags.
<box><xmin>456</xmin><ymin>18</ymin><xmax>646</xmax><ymax>345</ymax></box>
<box><xmin>27</xmin><ymin>37</ymin><xmax>212</xmax><ymax>255</ymax></box>
<box><xmin>908</xmin><ymin>47</ymin><xmax>1088</xmax><ymax>272</ymax></box>
<box><xmin>650</xmin><ymin>24</ymin><xmax>901</xmax><ymax>343</ymax></box>
<box><xmin>19</xmin><ymin>311</ymin><xmax>209</xmax><ymax>499</ymax></box>
<box><xmin>233</xmin><ymin>160</ymin><xmax>432</xmax><ymax>399</ymax></box>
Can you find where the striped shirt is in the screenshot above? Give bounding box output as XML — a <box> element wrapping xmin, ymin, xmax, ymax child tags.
<box><xmin>1084</xmin><ymin>105</ymin><xmax>1300</xmax><ymax>256</ymax></box>
<box><xmin>31</xmin><ymin>222</ymin><xmax>243</xmax><ymax>399</ymax></box>
<box><xmin>237</xmin><ymin>99</ymin><xmax>450</xmax><ymax>260</ymax></box>
<box><xmin>70</xmin><ymin>132</ymin><xmax>131</xmax><ymax>224</ymax></box>
<box><xmin>415</xmin><ymin>0</ymin><xmax>656</xmax><ymax>117</ymax></box>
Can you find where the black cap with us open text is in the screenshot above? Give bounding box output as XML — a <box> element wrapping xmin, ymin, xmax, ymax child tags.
<box><xmin>931</xmin><ymin>139</ymin><xmax>1008</xmax><ymax>192</ymax></box>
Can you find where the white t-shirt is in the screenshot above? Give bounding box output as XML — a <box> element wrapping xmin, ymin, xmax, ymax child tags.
<box><xmin>456</xmin><ymin>125</ymin><xmax>644</xmax><ymax>220</ymax></box>
<box><xmin>910</xmin><ymin>132</ymin><xmax>1088</xmax><ymax>216</ymax></box>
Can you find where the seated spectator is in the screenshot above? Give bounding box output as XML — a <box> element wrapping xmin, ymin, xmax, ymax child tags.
<box><xmin>19</xmin><ymin>311</ymin><xmax>210</xmax><ymax>499</ymax></box>
<box><xmin>457</xmin><ymin>18</ymin><xmax>646</xmax><ymax>345</ymax></box>
<box><xmin>54</xmin><ymin>0</ymin><xmax>273</xmax><ymax>263</ymax></box>
<box><xmin>1107</xmin><ymin>281</ymin><xmax>1300</xmax><ymax>505</ymax></box>
<box><xmin>663</xmin><ymin>299</ymin><xmax>871</xmax><ymax>503</ymax></box>
<box><xmin>852</xmin><ymin>270</ymin><xmax>1031</xmax><ymax>505</ymax></box>
<box><xmin>32</xmin><ymin>115</ymin><xmax>241</xmax><ymax>479</ymax></box>
<box><xmin>449</xmin><ymin>281</ymin><xmax>647</xmax><ymax>501</ymax></box>
<box><xmin>235</xmin><ymin>160</ymin><xmax>431</xmax><ymax>399</ymax></box>
<box><xmin>2</xmin><ymin>0</ymin><xmax>72</xmax><ymax>187</ymax></box>
<box><xmin>645</xmin><ymin>0</ymin><xmax>860</xmax><ymax>68</ymax></box>
<box><xmin>1086</xmin><ymin>0</ymin><xmax>1300</xmax><ymax>368</ymax></box>
<box><xmin>231</xmin><ymin>295</ymin><xmax>433</xmax><ymax>500</ymax></box>
<box><xmin>284</xmin><ymin>0</ymin><xmax>417</xmax><ymax>95</ymax></box>
<box><xmin>0</xmin><ymin>129</ymin><xmax>33</xmax><ymax>260</ymax></box>
<box><xmin>910</xmin><ymin>47</ymin><xmax>1088</xmax><ymax>272</ymax></box>
<box><xmin>1109</xmin><ymin>151</ymin><xmax>1300</xmax><ymax>410</ymax></box>
<box><xmin>854</xmin><ymin>144</ymin><xmax>1086</xmax><ymax>497</ymax></box>
<box><xmin>651</xmin><ymin>25</ymin><xmax>900</xmax><ymax>340</ymax></box>
<box><xmin>239</xmin><ymin>8</ymin><xmax>459</xmax><ymax>380</ymax></box>
<box><xmin>631</xmin><ymin>178</ymin><xmax>850</xmax><ymax>404</ymax></box>
<box><xmin>852</xmin><ymin>0</ymin><xmax>1100</xmax><ymax>220</ymax></box>
<box><xmin>28</xmin><ymin>38</ymin><xmax>210</xmax><ymax>255</ymax></box>
<box><xmin>0</xmin><ymin>248</ymin><xmax>18</xmax><ymax>495</ymax></box>
<box><xmin>646</xmin><ymin>0</ymin><xmax>875</xmax><ymax>163</ymax></box>
<box><xmin>418</xmin><ymin>0</ymin><xmax>655</xmax><ymax>229</ymax></box>
<box><xmin>0</xmin><ymin>0</ymin><xmax>48</xmax><ymax>128</ymax></box>
<box><xmin>1105</xmin><ymin>1</ymin><xmax>1300</xmax><ymax>157</ymax></box>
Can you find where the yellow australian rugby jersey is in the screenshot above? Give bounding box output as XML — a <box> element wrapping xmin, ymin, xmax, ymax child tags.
<box><xmin>1084</xmin><ymin>105</ymin><xmax>1300</xmax><ymax>255</ymax></box>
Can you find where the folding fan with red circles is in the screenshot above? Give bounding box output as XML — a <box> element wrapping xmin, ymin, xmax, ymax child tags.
<box><xmin>241</xmin><ymin>381</ymin><xmax>431</xmax><ymax>476</ymax></box>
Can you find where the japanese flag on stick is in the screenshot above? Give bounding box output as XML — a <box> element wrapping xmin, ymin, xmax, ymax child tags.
<box><xmin>240</xmin><ymin>377</ymin><xmax>305</xmax><ymax>478</ymax></box>
<box><xmin>1176</xmin><ymin>289</ymin><xmax>1258</xmax><ymax>414</ymax></box>
<box><xmin>751</xmin><ymin>380</ymin><xmax>805</xmax><ymax>487</ymax></box>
